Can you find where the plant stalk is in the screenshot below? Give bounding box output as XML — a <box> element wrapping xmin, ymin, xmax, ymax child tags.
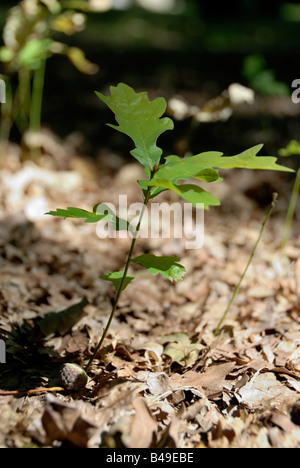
<box><xmin>16</xmin><ymin>68</ymin><xmax>31</xmax><ymax>135</ymax></box>
<box><xmin>282</xmin><ymin>167</ymin><xmax>300</xmax><ymax>253</ymax></box>
<box><xmin>85</xmin><ymin>186</ymin><xmax>152</xmax><ymax>373</ymax></box>
<box><xmin>30</xmin><ymin>59</ymin><xmax>46</xmax><ymax>132</ymax></box>
<box><xmin>214</xmin><ymin>193</ymin><xmax>278</xmax><ymax>336</ymax></box>
<box><xmin>28</xmin><ymin>60</ymin><xmax>47</xmax><ymax>158</ymax></box>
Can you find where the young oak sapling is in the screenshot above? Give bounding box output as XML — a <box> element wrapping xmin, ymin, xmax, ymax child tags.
<box><xmin>47</xmin><ymin>83</ymin><xmax>293</xmax><ymax>387</ymax></box>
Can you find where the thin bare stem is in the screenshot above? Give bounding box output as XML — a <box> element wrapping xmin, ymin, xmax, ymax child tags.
<box><xmin>30</xmin><ymin>59</ymin><xmax>46</xmax><ymax>132</ymax></box>
<box><xmin>85</xmin><ymin>186</ymin><xmax>152</xmax><ymax>373</ymax></box>
<box><xmin>214</xmin><ymin>193</ymin><xmax>278</xmax><ymax>336</ymax></box>
<box><xmin>282</xmin><ymin>167</ymin><xmax>300</xmax><ymax>253</ymax></box>
<box><xmin>16</xmin><ymin>68</ymin><xmax>31</xmax><ymax>135</ymax></box>
<box><xmin>0</xmin><ymin>387</ymin><xmax>65</xmax><ymax>396</ymax></box>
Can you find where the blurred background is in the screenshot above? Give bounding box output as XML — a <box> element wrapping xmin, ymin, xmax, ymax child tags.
<box><xmin>1</xmin><ymin>0</ymin><xmax>300</xmax><ymax>160</ymax></box>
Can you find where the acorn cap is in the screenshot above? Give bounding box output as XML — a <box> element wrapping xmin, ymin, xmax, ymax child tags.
<box><xmin>59</xmin><ymin>363</ymin><xmax>88</xmax><ymax>391</ymax></box>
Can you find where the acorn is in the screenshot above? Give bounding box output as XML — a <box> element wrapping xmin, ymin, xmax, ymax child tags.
<box><xmin>59</xmin><ymin>363</ymin><xmax>88</xmax><ymax>391</ymax></box>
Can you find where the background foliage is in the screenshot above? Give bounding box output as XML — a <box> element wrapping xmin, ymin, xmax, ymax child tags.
<box><xmin>1</xmin><ymin>0</ymin><xmax>300</xmax><ymax>156</ymax></box>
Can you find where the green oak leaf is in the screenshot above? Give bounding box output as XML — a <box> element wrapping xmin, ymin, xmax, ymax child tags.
<box><xmin>216</xmin><ymin>144</ymin><xmax>294</xmax><ymax>171</ymax></box>
<box><xmin>137</xmin><ymin>178</ymin><xmax>167</xmax><ymax>199</ymax></box>
<box><xmin>194</xmin><ymin>168</ymin><xmax>222</xmax><ymax>183</ymax></box>
<box><xmin>147</xmin><ymin>179</ymin><xmax>220</xmax><ymax>210</ymax></box>
<box><xmin>138</xmin><ymin>159</ymin><xmax>221</xmax><ymax>200</ymax></box>
<box><xmin>174</xmin><ymin>183</ymin><xmax>221</xmax><ymax>208</ymax></box>
<box><xmin>153</xmin><ymin>151</ymin><xmax>224</xmax><ymax>182</ymax></box>
<box><xmin>47</xmin><ymin>204</ymin><xmax>132</xmax><ymax>231</ymax></box>
<box><xmin>96</xmin><ymin>83</ymin><xmax>174</xmax><ymax>171</ymax></box>
<box><xmin>159</xmin><ymin>155</ymin><xmax>222</xmax><ymax>182</ymax></box>
<box><xmin>46</xmin><ymin>206</ymin><xmax>110</xmax><ymax>223</ymax></box>
<box><xmin>152</xmin><ymin>145</ymin><xmax>293</xmax><ymax>185</ymax></box>
<box><xmin>100</xmin><ymin>271</ymin><xmax>135</xmax><ymax>292</ymax></box>
<box><xmin>94</xmin><ymin>204</ymin><xmax>133</xmax><ymax>232</ymax></box>
<box><xmin>132</xmin><ymin>254</ymin><xmax>186</xmax><ymax>282</ymax></box>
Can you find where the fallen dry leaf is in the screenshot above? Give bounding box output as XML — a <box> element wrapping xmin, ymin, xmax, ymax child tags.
<box><xmin>235</xmin><ymin>372</ymin><xmax>299</xmax><ymax>409</ymax></box>
<box><xmin>170</xmin><ymin>362</ymin><xmax>236</xmax><ymax>397</ymax></box>
<box><xmin>129</xmin><ymin>397</ymin><xmax>157</xmax><ymax>448</ymax></box>
<box><xmin>42</xmin><ymin>395</ymin><xmax>97</xmax><ymax>448</ymax></box>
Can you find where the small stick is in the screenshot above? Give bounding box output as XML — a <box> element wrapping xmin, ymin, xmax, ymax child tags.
<box><xmin>0</xmin><ymin>387</ymin><xmax>65</xmax><ymax>396</ymax></box>
<box><xmin>214</xmin><ymin>193</ymin><xmax>278</xmax><ymax>335</ymax></box>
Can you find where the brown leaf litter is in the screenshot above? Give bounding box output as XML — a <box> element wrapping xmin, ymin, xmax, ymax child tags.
<box><xmin>0</xmin><ymin>139</ymin><xmax>299</xmax><ymax>448</ymax></box>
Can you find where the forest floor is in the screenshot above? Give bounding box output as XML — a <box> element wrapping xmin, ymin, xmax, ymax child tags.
<box><xmin>0</xmin><ymin>132</ymin><xmax>299</xmax><ymax>448</ymax></box>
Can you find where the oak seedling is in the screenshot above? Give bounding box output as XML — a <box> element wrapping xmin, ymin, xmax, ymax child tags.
<box><xmin>47</xmin><ymin>83</ymin><xmax>293</xmax><ymax>376</ymax></box>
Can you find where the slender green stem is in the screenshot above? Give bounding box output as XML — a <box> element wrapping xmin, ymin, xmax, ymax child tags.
<box><xmin>282</xmin><ymin>167</ymin><xmax>300</xmax><ymax>253</ymax></box>
<box><xmin>85</xmin><ymin>186</ymin><xmax>152</xmax><ymax>373</ymax></box>
<box><xmin>214</xmin><ymin>193</ymin><xmax>278</xmax><ymax>336</ymax></box>
<box><xmin>30</xmin><ymin>59</ymin><xmax>46</xmax><ymax>132</ymax></box>
<box><xmin>28</xmin><ymin>60</ymin><xmax>47</xmax><ymax>159</ymax></box>
<box><xmin>16</xmin><ymin>68</ymin><xmax>31</xmax><ymax>135</ymax></box>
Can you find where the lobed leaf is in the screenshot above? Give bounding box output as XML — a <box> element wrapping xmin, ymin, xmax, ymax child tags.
<box><xmin>194</xmin><ymin>168</ymin><xmax>222</xmax><ymax>183</ymax></box>
<box><xmin>132</xmin><ymin>254</ymin><xmax>186</xmax><ymax>282</ymax></box>
<box><xmin>46</xmin><ymin>206</ymin><xmax>111</xmax><ymax>223</ymax></box>
<box><xmin>46</xmin><ymin>204</ymin><xmax>132</xmax><ymax>231</ymax></box>
<box><xmin>215</xmin><ymin>144</ymin><xmax>294</xmax><ymax>171</ymax></box>
<box><xmin>147</xmin><ymin>179</ymin><xmax>221</xmax><ymax>210</ymax></box>
<box><xmin>172</xmin><ymin>183</ymin><xmax>221</xmax><ymax>209</ymax></box>
<box><xmin>144</xmin><ymin>145</ymin><xmax>293</xmax><ymax>204</ymax></box>
<box><xmin>96</xmin><ymin>83</ymin><xmax>174</xmax><ymax>171</ymax></box>
<box><xmin>153</xmin><ymin>151</ymin><xmax>224</xmax><ymax>181</ymax></box>
<box><xmin>94</xmin><ymin>204</ymin><xmax>133</xmax><ymax>232</ymax></box>
<box><xmin>100</xmin><ymin>271</ymin><xmax>135</xmax><ymax>292</ymax></box>
<box><xmin>153</xmin><ymin>145</ymin><xmax>292</xmax><ymax>185</ymax></box>
<box><xmin>139</xmin><ymin>157</ymin><xmax>221</xmax><ymax>200</ymax></box>
<box><xmin>137</xmin><ymin>178</ymin><xmax>167</xmax><ymax>199</ymax></box>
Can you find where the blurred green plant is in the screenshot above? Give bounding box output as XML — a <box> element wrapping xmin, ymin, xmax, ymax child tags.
<box><xmin>242</xmin><ymin>54</ymin><xmax>289</xmax><ymax>97</ymax></box>
<box><xmin>0</xmin><ymin>0</ymin><xmax>104</xmax><ymax>146</ymax></box>
<box><xmin>278</xmin><ymin>141</ymin><xmax>300</xmax><ymax>252</ymax></box>
<box><xmin>280</xmin><ymin>3</ymin><xmax>300</xmax><ymax>22</ymax></box>
<box><xmin>279</xmin><ymin>140</ymin><xmax>300</xmax><ymax>157</ymax></box>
